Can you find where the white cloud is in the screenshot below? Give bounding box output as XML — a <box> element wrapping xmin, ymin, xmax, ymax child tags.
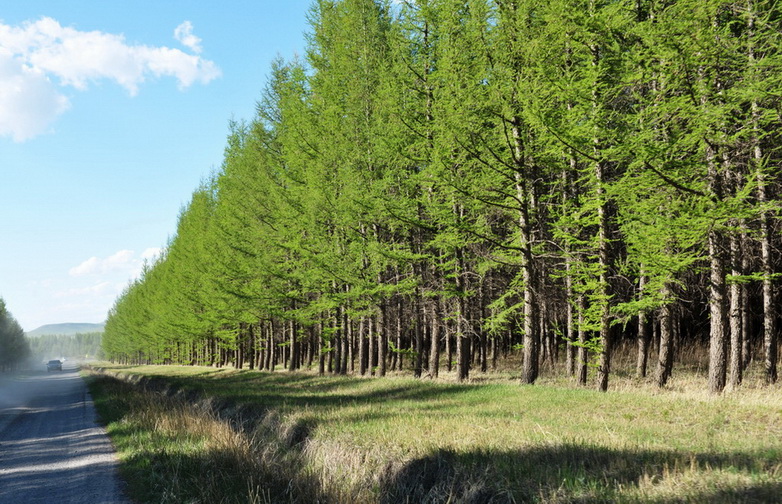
<box><xmin>68</xmin><ymin>256</ymin><xmax>101</xmax><ymax>277</ymax></box>
<box><xmin>32</xmin><ymin>248</ymin><xmax>165</xmax><ymax>327</ymax></box>
<box><xmin>141</xmin><ymin>247</ymin><xmax>163</xmax><ymax>261</ymax></box>
<box><xmin>0</xmin><ymin>47</ymin><xmax>70</xmax><ymax>141</ymax></box>
<box><xmin>55</xmin><ymin>281</ymin><xmax>115</xmax><ymax>298</ymax></box>
<box><xmin>174</xmin><ymin>21</ymin><xmax>202</xmax><ymax>54</ymax></box>
<box><xmin>103</xmin><ymin>249</ymin><xmax>137</xmax><ymax>270</ymax></box>
<box><xmin>68</xmin><ymin>248</ymin><xmax>163</xmax><ymax>282</ymax></box>
<box><xmin>0</xmin><ymin>17</ymin><xmax>221</xmax><ymax>141</ymax></box>
<box><xmin>69</xmin><ymin>249</ymin><xmax>137</xmax><ymax>277</ymax></box>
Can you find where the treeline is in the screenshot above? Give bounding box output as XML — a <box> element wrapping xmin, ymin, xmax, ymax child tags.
<box><xmin>0</xmin><ymin>298</ymin><xmax>30</xmax><ymax>372</ymax></box>
<box><xmin>28</xmin><ymin>332</ymin><xmax>103</xmax><ymax>361</ymax></box>
<box><xmin>104</xmin><ymin>0</ymin><xmax>781</xmax><ymax>393</ymax></box>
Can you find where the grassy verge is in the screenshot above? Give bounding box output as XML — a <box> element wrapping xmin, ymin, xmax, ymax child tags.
<box><xmin>86</xmin><ymin>364</ymin><xmax>782</xmax><ymax>503</ymax></box>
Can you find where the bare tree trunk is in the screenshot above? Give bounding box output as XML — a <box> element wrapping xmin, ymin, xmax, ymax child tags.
<box><xmin>479</xmin><ymin>283</ymin><xmax>489</xmax><ymax>373</ymax></box>
<box><xmin>414</xmin><ymin>287</ymin><xmax>424</xmax><ymax>378</ymax></box>
<box><xmin>589</xmin><ymin>17</ymin><xmax>611</xmax><ymax>391</ymax></box>
<box><xmin>728</xmin><ymin>230</ymin><xmax>743</xmax><ymax>389</ymax></box>
<box><xmin>247</xmin><ymin>323</ymin><xmax>255</xmax><ymax>370</ymax></box>
<box><xmin>358</xmin><ymin>317</ymin><xmax>366</xmax><ymax>375</ymax></box>
<box><xmin>307</xmin><ymin>324</ymin><xmax>315</xmax><ymax>368</ymax></box>
<box><xmin>318</xmin><ymin>322</ymin><xmax>325</xmax><ymax>376</ymax></box>
<box><xmin>512</xmin><ymin>127</ymin><xmax>538</xmax><ymax>385</ymax></box>
<box><xmin>761</xmin><ymin>213</ymin><xmax>777</xmax><ymax>384</ymax></box>
<box><xmin>708</xmin><ymin>229</ymin><xmax>728</xmax><ymax>394</ymax></box>
<box><xmin>595</xmin><ymin>157</ymin><xmax>611</xmax><ymax>392</ymax></box>
<box><xmin>577</xmin><ymin>295</ymin><xmax>588</xmax><ymax>386</ymax></box>
<box><xmin>288</xmin><ymin>318</ymin><xmax>299</xmax><ymax>372</ymax></box>
<box><xmin>636</xmin><ymin>274</ymin><xmax>650</xmax><ymax>378</ymax></box>
<box><xmin>378</xmin><ymin>300</ymin><xmax>388</xmax><ymax>377</ymax></box>
<box><xmin>656</xmin><ymin>296</ymin><xmax>674</xmax><ymax>387</ymax></box>
<box><xmin>341</xmin><ymin>310</ymin><xmax>349</xmax><ymax>375</ymax></box>
<box><xmin>706</xmin><ymin>133</ymin><xmax>728</xmax><ymax>394</ymax></box>
<box><xmin>333</xmin><ymin>311</ymin><xmax>342</xmax><ymax>375</ymax></box>
<box><xmin>456</xmin><ymin>296</ymin><xmax>470</xmax><ymax>382</ymax></box>
<box><xmin>751</xmin><ymin>34</ymin><xmax>778</xmax><ymax>383</ymax></box>
<box><xmin>565</xmin><ymin>263</ymin><xmax>576</xmax><ymax>376</ymax></box>
<box><xmin>446</xmin><ymin>302</ymin><xmax>453</xmax><ymax>373</ymax></box>
<box><xmin>395</xmin><ymin>298</ymin><xmax>404</xmax><ymax>371</ymax></box>
<box><xmin>267</xmin><ymin>320</ymin><xmax>276</xmax><ymax>371</ymax></box>
<box><xmin>428</xmin><ymin>299</ymin><xmax>440</xmax><ymax>378</ymax></box>
<box><xmin>740</xmin><ymin>261</ymin><xmax>751</xmax><ymax>372</ymax></box>
<box><xmin>368</xmin><ymin>313</ymin><xmax>375</xmax><ymax>376</ymax></box>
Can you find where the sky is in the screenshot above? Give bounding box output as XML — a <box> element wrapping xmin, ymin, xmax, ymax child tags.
<box><xmin>0</xmin><ymin>1</ymin><xmax>313</xmax><ymax>331</ymax></box>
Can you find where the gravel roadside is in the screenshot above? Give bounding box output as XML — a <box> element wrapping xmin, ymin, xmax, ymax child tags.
<box><xmin>0</xmin><ymin>364</ymin><xmax>131</xmax><ymax>504</ymax></box>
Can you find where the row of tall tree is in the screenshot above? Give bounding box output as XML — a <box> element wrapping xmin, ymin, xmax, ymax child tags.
<box><xmin>103</xmin><ymin>0</ymin><xmax>781</xmax><ymax>393</ymax></box>
<box><xmin>0</xmin><ymin>298</ymin><xmax>30</xmax><ymax>372</ymax></box>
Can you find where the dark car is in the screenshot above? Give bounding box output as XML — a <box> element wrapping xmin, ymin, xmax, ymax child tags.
<box><xmin>47</xmin><ymin>359</ymin><xmax>62</xmax><ymax>372</ymax></box>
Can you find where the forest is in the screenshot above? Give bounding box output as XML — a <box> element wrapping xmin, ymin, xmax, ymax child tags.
<box><xmin>103</xmin><ymin>0</ymin><xmax>781</xmax><ymax>394</ymax></box>
<box><xmin>0</xmin><ymin>298</ymin><xmax>30</xmax><ymax>372</ymax></box>
<box><xmin>27</xmin><ymin>332</ymin><xmax>103</xmax><ymax>362</ymax></box>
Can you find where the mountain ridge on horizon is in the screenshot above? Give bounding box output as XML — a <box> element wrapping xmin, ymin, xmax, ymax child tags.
<box><xmin>26</xmin><ymin>322</ymin><xmax>105</xmax><ymax>337</ymax></box>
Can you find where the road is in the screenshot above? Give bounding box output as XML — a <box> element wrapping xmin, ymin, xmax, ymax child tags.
<box><xmin>0</xmin><ymin>363</ymin><xmax>130</xmax><ymax>503</ymax></box>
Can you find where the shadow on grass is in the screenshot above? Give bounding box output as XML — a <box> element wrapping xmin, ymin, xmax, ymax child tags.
<box><xmin>110</xmin><ymin>366</ymin><xmax>480</xmax><ymax>413</ymax></box>
<box><xmin>380</xmin><ymin>445</ymin><xmax>782</xmax><ymax>504</ymax></box>
<box><xmin>106</xmin><ymin>434</ymin><xmax>782</xmax><ymax>503</ymax></box>
<box><xmin>90</xmin><ymin>369</ymin><xmax>782</xmax><ymax>503</ymax></box>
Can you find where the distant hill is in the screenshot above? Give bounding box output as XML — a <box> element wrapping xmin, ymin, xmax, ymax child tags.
<box><xmin>27</xmin><ymin>322</ymin><xmax>105</xmax><ymax>337</ymax></box>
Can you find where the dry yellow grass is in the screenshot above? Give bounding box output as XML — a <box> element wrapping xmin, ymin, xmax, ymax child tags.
<box><xmin>87</xmin><ymin>352</ymin><xmax>782</xmax><ymax>503</ymax></box>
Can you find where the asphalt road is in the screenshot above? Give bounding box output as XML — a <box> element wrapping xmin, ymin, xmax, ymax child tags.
<box><xmin>0</xmin><ymin>363</ymin><xmax>130</xmax><ymax>503</ymax></box>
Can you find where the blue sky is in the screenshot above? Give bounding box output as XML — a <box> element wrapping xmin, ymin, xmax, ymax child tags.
<box><xmin>1</xmin><ymin>1</ymin><xmax>313</xmax><ymax>331</ymax></box>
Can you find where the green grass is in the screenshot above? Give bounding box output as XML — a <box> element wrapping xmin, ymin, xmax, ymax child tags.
<box><xmin>86</xmin><ymin>364</ymin><xmax>782</xmax><ymax>503</ymax></box>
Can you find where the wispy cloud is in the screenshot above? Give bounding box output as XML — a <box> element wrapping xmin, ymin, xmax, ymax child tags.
<box><xmin>0</xmin><ymin>17</ymin><xmax>221</xmax><ymax>141</ymax></box>
<box><xmin>140</xmin><ymin>247</ymin><xmax>163</xmax><ymax>262</ymax></box>
<box><xmin>69</xmin><ymin>248</ymin><xmax>161</xmax><ymax>279</ymax></box>
<box><xmin>174</xmin><ymin>21</ymin><xmax>202</xmax><ymax>54</ymax></box>
<box><xmin>54</xmin><ymin>281</ymin><xmax>116</xmax><ymax>298</ymax></box>
<box><xmin>0</xmin><ymin>48</ymin><xmax>69</xmax><ymax>141</ymax></box>
<box><xmin>43</xmin><ymin>248</ymin><xmax>165</xmax><ymax>325</ymax></box>
<box><xmin>69</xmin><ymin>250</ymin><xmax>133</xmax><ymax>277</ymax></box>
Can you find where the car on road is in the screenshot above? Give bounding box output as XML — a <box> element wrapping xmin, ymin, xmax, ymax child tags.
<box><xmin>47</xmin><ymin>360</ymin><xmax>62</xmax><ymax>372</ymax></box>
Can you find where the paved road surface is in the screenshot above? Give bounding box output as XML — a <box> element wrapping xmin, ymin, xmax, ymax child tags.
<box><xmin>0</xmin><ymin>363</ymin><xmax>130</xmax><ymax>503</ymax></box>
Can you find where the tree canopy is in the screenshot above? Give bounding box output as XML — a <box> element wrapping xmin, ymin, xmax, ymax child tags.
<box><xmin>103</xmin><ymin>0</ymin><xmax>781</xmax><ymax>393</ymax></box>
<box><xmin>0</xmin><ymin>298</ymin><xmax>30</xmax><ymax>372</ymax></box>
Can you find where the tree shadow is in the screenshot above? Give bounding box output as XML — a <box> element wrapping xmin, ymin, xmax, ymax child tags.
<box><xmin>379</xmin><ymin>445</ymin><xmax>782</xmax><ymax>504</ymax></box>
<box><xmin>90</xmin><ymin>371</ymin><xmax>782</xmax><ymax>503</ymax></box>
<box><xmin>112</xmin><ymin>366</ymin><xmax>479</xmax><ymax>414</ymax></box>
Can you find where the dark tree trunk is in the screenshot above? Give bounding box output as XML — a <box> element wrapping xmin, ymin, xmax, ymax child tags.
<box><xmin>318</xmin><ymin>322</ymin><xmax>326</xmax><ymax>376</ymax></box>
<box><xmin>428</xmin><ymin>299</ymin><xmax>440</xmax><ymax>378</ymax></box>
<box><xmin>728</xmin><ymin>230</ymin><xmax>743</xmax><ymax>389</ymax></box>
<box><xmin>289</xmin><ymin>318</ymin><xmax>299</xmax><ymax>372</ymax></box>
<box><xmin>708</xmin><ymin>230</ymin><xmax>728</xmax><ymax>394</ymax></box>
<box><xmin>378</xmin><ymin>300</ymin><xmax>388</xmax><ymax>377</ymax></box>
<box><xmin>636</xmin><ymin>274</ymin><xmax>650</xmax><ymax>379</ymax></box>
<box><xmin>656</xmin><ymin>295</ymin><xmax>674</xmax><ymax>388</ymax></box>
<box><xmin>577</xmin><ymin>296</ymin><xmax>588</xmax><ymax>386</ymax></box>
<box><xmin>359</xmin><ymin>317</ymin><xmax>367</xmax><ymax>376</ymax></box>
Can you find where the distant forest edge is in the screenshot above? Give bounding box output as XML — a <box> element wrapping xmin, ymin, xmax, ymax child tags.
<box><xmin>28</xmin><ymin>332</ymin><xmax>103</xmax><ymax>362</ymax></box>
<box><xmin>103</xmin><ymin>0</ymin><xmax>781</xmax><ymax>394</ymax></box>
<box><xmin>26</xmin><ymin>322</ymin><xmax>105</xmax><ymax>338</ymax></box>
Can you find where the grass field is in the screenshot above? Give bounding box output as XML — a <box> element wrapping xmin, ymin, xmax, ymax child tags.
<box><xmin>86</xmin><ymin>362</ymin><xmax>782</xmax><ymax>503</ymax></box>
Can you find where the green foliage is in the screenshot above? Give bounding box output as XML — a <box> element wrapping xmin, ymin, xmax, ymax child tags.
<box><xmin>0</xmin><ymin>298</ymin><xmax>30</xmax><ymax>371</ymax></box>
<box><xmin>387</xmin><ymin>339</ymin><xmax>416</xmax><ymax>356</ymax></box>
<box><xmin>101</xmin><ymin>0</ymin><xmax>782</xmax><ymax>392</ymax></box>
